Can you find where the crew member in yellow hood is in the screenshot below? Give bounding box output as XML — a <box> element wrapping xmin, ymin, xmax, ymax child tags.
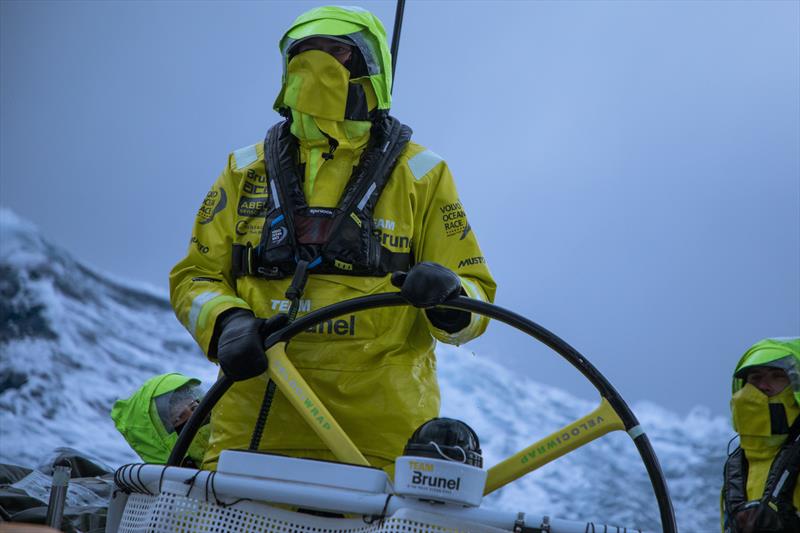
<box><xmin>721</xmin><ymin>337</ymin><xmax>800</xmax><ymax>532</ymax></box>
<box><xmin>169</xmin><ymin>6</ymin><xmax>496</xmax><ymax>471</ymax></box>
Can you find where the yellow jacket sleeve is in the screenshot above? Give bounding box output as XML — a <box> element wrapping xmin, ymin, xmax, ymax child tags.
<box><xmin>169</xmin><ymin>153</ymin><xmax>253</xmax><ymax>358</ymax></box>
<box><xmin>409</xmin><ymin>150</ymin><xmax>497</xmax><ymax>345</ymax></box>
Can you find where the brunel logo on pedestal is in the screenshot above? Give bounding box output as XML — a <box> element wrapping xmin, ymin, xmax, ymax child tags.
<box><xmin>408</xmin><ymin>461</ymin><xmax>461</xmax><ymax>492</ymax></box>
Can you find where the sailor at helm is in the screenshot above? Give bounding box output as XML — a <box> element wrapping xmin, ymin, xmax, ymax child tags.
<box><xmin>169</xmin><ymin>5</ymin><xmax>496</xmax><ymax>471</ymax></box>
<box><xmin>722</xmin><ymin>337</ymin><xmax>800</xmax><ymax>532</ymax></box>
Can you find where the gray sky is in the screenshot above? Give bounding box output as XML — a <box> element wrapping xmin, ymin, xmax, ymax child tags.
<box><xmin>2</xmin><ymin>0</ymin><xmax>798</xmax><ymax>418</ymax></box>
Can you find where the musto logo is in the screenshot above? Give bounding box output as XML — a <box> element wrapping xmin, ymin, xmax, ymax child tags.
<box><xmin>409</xmin><ymin>461</ymin><xmax>461</xmax><ymax>492</ymax></box>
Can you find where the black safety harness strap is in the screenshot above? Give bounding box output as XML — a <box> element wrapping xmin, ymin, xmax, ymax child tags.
<box><xmin>231</xmin><ymin>115</ymin><xmax>413</xmax><ymax>280</ymax></box>
<box><xmin>232</xmin><ymin>240</ymin><xmax>410</xmax><ymax>279</ymax></box>
<box><xmin>724</xmin><ymin>447</ymin><xmax>749</xmax><ymax>519</ymax></box>
<box><xmin>248</xmin><ymin>259</ymin><xmax>310</xmax><ymax>451</ymax></box>
<box><xmin>761</xmin><ymin>418</ymin><xmax>800</xmax><ymax>514</ymax></box>
<box><xmin>723</xmin><ymin>415</ymin><xmax>800</xmax><ymax>531</ymax></box>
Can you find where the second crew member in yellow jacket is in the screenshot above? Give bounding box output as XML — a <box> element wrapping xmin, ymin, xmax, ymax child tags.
<box><xmin>170</xmin><ymin>6</ymin><xmax>496</xmax><ymax>471</ymax></box>
<box><xmin>721</xmin><ymin>337</ymin><xmax>800</xmax><ymax>532</ymax></box>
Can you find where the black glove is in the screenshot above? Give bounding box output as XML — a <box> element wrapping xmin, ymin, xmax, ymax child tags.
<box><xmin>391</xmin><ymin>262</ymin><xmax>471</xmax><ymax>334</ymax></box>
<box><xmin>213</xmin><ymin>309</ymin><xmax>288</xmax><ymax>381</ymax></box>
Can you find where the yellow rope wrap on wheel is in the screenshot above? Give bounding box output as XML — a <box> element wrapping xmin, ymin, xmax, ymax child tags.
<box><xmin>267</xmin><ymin>342</ymin><xmax>370</xmax><ymax>466</ymax></box>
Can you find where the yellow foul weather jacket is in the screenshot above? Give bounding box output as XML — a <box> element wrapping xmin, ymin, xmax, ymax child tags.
<box><xmin>170</xmin><ymin>135</ymin><xmax>496</xmax><ymax>469</ymax></box>
<box><xmin>721</xmin><ymin>338</ymin><xmax>800</xmax><ymax>531</ymax></box>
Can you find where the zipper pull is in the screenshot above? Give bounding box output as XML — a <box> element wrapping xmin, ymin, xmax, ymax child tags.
<box><xmin>321</xmin><ymin>134</ymin><xmax>339</xmax><ymax>161</ymax></box>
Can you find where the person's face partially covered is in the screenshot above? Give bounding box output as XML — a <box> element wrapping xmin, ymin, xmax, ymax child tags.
<box><xmin>745</xmin><ymin>366</ymin><xmax>790</xmax><ymax>397</ymax></box>
<box><xmin>292</xmin><ymin>36</ymin><xmax>354</xmax><ymax>65</ymax></box>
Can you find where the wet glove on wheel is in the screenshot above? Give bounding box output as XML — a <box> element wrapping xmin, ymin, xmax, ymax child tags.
<box><xmin>214</xmin><ymin>309</ymin><xmax>289</xmax><ymax>381</ymax></box>
<box><xmin>392</xmin><ymin>262</ymin><xmax>471</xmax><ymax>334</ymax></box>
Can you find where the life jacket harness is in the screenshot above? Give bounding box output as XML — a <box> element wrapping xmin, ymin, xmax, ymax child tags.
<box><xmin>723</xmin><ymin>416</ymin><xmax>800</xmax><ymax>532</ymax></box>
<box><xmin>231</xmin><ymin>115</ymin><xmax>413</xmax><ymax>280</ymax></box>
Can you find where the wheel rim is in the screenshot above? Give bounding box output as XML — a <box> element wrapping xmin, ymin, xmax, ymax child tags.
<box><xmin>168</xmin><ymin>293</ymin><xmax>677</xmax><ymax>532</ymax></box>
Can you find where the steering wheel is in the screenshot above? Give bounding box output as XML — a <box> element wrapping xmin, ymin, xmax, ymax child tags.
<box><xmin>168</xmin><ymin>293</ymin><xmax>677</xmax><ymax>532</ymax></box>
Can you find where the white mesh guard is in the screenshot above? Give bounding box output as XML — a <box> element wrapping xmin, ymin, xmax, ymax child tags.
<box><xmin>116</xmin><ymin>485</ymin><xmax>509</xmax><ymax>533</ymax></box>
<box><xmin>108</xmin><ymin>464</ymin><xmax>640</xmax><ymax>533</ymax></box>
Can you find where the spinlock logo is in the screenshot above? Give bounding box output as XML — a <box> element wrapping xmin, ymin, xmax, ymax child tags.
<box><xmin>520</xmin><ymin>416</ymin><xmax>605</xmax><ymax>464</ymax></box>
<box><xmin>457</xmin><ymin>256</ymin><xmax>485</xmax><ymax>268</ymax></box>
<box><xmin>308</xmin><ymin>208</ymin><xmax>334</xmax><ymax>217</ymax></box>
<box><xmin>238</xmin><ymin>197</ymin><xmax>268</xmax><ymax>217</ymax></box>
<box><xmin>271</xmin><ymin>227</ymin><xmax>287</xmax><ymax>244</ymax></box>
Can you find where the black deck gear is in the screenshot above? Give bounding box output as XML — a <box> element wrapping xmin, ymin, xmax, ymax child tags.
<box><xmin>722</xmin><ymin>417</ymin><xmax>800</xmax><ymax>533</ymax></box>
<box><xmin>232</xmin><ymin>114</ymin><xmax>413</xmax><ymax>280</ymax></box>
<box><xmin>403</xmin><ymin>417</ymin><xmax>483</xmax><ymax>468</ymax></box>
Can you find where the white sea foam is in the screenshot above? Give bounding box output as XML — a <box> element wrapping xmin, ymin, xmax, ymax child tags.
<box><xmin>0</xmin><ymin>209</ymin><xmax>729</xmax><ymax>531</ymax></box>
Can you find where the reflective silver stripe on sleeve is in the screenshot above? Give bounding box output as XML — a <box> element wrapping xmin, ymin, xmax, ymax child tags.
<box><xmin>460</xmin><ymin>277</ymin><xmax>485</xmax><ymax>302</ymax></box>
<box><xmin>430</xmin><ymin>276</ymin><xmax>487</xmax><ymax>346</ymax></box>
<box><xmin>189</xmin><ymin>291</ymin><xmax>220</xmax><ymax>336</ymax></box>
<box><xmin>461</xmin><ymin>278</ymin><xmax>485</xmax><ymax>339</ymax></box>
<box><xmin>434</xmin><ymin>324</ymin><xmax>475</xmax><ymax>347</ymax></box>
<box><xmin>408</xmin><ymin>150</ymin><xmax>444</xmax><ymax>180</ymax></box>
<box><xmin>233</xmin><ymin>144</ymin><xmax>258</xmax><ymax>170</ymax></box>
<box><xmin>357</xmin><ymin>182</ymin><xmax>377</xmax><ymax>211</ymax></box>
